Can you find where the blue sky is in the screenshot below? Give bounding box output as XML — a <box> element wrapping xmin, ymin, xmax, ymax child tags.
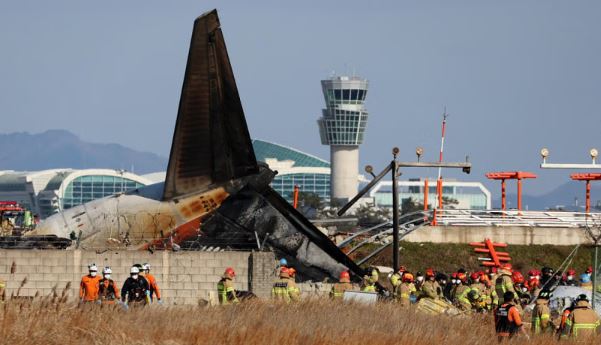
<box><xmin>1</xmin><ymin>0</ymin><xmax>600</xmax><ymax>196</ymax></box>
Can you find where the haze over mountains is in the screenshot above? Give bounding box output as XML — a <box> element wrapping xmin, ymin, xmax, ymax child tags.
<box><xmin>0</xmin><ymin>130</ymin><xmax>167</xmax><ymax>174</ymax></box>
<box><xmin>0</xmin><ymin>130</ymin><xmax>598</xmax><ymax>211</ymax></box>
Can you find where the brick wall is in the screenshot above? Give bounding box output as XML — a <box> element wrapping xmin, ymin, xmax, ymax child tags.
<box><xmin>0</xmin><ymin>250</ymin><xmax>275</xmax><ymax>305</ymax></box>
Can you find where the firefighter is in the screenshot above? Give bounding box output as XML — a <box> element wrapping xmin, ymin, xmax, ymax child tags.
<box><xmin>494</xmin><ymin>291</ymin><xmax>527</xmax><ymax>341</ymax></box>
<box><xmin>141</xmin><ymin>263</ymin><xmax>161</xmax><ymax>303</ymax></box>
<box><xmin>121</xmin><ymin>266</ymin><xmax>150</xmax><ymax>306</ymax></box>
<box><xmin>217</xmin><ymin>267</ymin><xmax>239</xmax><ymax>305</ymax></box>
<box><xmin>421</xmin><ymin>268</ymin><xmax>441</xmax><ymax>300</ymax></box>
<box><xmin>398</xmin><ymin>272</ymin><xmax>416</xmax><ymax>307</ymax></box>
<box><xmin>79</xmin><ymin>263</ymin><xmax>101</xmax><ymax>303</ymax></box>
<box><xmin>495</xmin><ymin>263</ymin><xmax>517</xmax><ymax>305</ymax></box>
<box><xmin>558</xmin><ymin>300</ymin><xmax>575</xmax><ymax>340</ymax></box>
<box><xmin>362</xmin><ymin>267</ymin><xmax>379</xmax><ymax>293</ymax></box>
<box><xmin>455</xmin><ymin>273</ymin><xmax>473</xmax><ymax>311</ymax></box>
<box><xmin>580</xmin><ymin>273</ymin><xmax>593</xmax><ymax>291</ymax></box>
<box><xmin>271</xmin><ymin>267</ymin><xmax>300</xmax><ymax>303</ymax></box>
<box><xmin>330</xmin><ymin>271</ymin><xmax>354</xmax><ymax>299</ymax></box>
<box><xmin>566</xmin><ymin>294</ymin><xmax>600</xmax><ymax>339</ymax></box>
<box><xmin>563</xmin><ymin>269</ymin><xmax>578</xmax><ymax>286</ymax></box>
<box><xmin>98</xmin><ymin>267</ymin><xmax>120</xmax><ymax>305</ymax></box>
<box><xmin>471</xmin><ymin>271</ymin><xmax>492</xmax><ymax>309</ymax></box>
<box><xmin>287</xmin><ymin>268</ymin><xmax>301</xmax><ymax>298</ymax></box>
<box><xmin>389</xmin><ymin>266</ymin><xmax>406</xmax><ymax>296</ymax></box>
<box><xmin>531</xmin><ymin>290</ymin><xmax>552</xmax><ymax>335</ymax></box>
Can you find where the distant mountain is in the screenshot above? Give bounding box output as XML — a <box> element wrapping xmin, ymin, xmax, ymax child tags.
<box><xmin>494</xmin><ymin>180</ymin><xmax>601</xmax><ymax>211</ymax></box>
<box><xmin>0</xmin><ymin>130</ymin><xmax>167</xmax><ymax>174</ymax></box>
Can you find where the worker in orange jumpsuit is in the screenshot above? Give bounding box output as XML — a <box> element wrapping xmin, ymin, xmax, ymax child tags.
<box><xmin>79</xmin><ymin>263</ymin><xmax>102</xmax><ymax>303</ymax></box>
<box><xmin>98</xmin><ymin>267</ymin><xmax>120</xmax><ymax>305</ymax></box>
<box><xmin>494</xmin><ymin>291</ymin><xmax>528</xmax><ymax>341</ymax></box>
<box><xmin>141</xmin><ymin>263</ymin><xmax>161</xmax><ymax>304</ymax></box>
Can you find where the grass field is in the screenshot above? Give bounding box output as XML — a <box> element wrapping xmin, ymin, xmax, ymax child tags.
<box><xmin>0</xmin><ymin>299</ymin><xmax>565</xmax><ymax>345</ymax></box>
<box><xmin>355</xmin><ymin>241</ymin><xmax>594</xmax><ymax>274</ymax></box>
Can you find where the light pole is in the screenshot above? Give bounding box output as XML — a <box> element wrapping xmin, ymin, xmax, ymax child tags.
<box><xmin>539</xmin><ymin>147</ymin><xmax>601</xmax><ymax>311</ymax></box>
<box><xmin>338</xmin><ymin>147</ymin><xmax>471</xmax><ymax>273</ymax></box>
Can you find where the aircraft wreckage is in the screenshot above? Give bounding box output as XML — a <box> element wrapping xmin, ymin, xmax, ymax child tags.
<box><xmin>14</xmin><ymin>9</ymin><xmax>365</xmax><ymax>281</ymax></box>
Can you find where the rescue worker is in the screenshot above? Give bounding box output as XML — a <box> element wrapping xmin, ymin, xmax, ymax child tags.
<box><xmin>531</xmin><ymin>289</ymin><xmax>552</xmax><ymax>335</ymax></box>
<box><xmin>398</xmin><ymin>272</ymin><xmax>416</xmax><ymax>307</ymax></box>
<box><xmin>421</xmin><ymin>268</ymin><xmax>442</xmax><ymax>300</ymax></box>
<box><xmin>494</xmin><ymin>291</ymin><xmax>526</xmax><ymax>341</ymax></box>
<box><xmin>455</xmin><ymin>273</ymin><xmax>473</xmax><ymax>311</ymax></box>
<box><xmin>470</xmin><ymin>271</ymin><xmax>492</xmax><ymax>309</ymax></box>
<box><xmin>443</xmin><ymin>273</ymin><xmax>457</xmax><ymax>301</ymax></box>
<box><xmin>389</xmin><ymin>266</ymin><xmax>406</xmax><ymax>296</ymax></box>
<box><xmin>276</xmin><ymin>258</ymin><xmax>288</xmax><ymax>276</ymax></box>
<box><xmin>540</xmin><ymin>266</ymin><xmax>555</xmax><ymax>288</ymax></box>
<box><xmin>287</xmin><ymin>268</ymin><xmax>301</xmax><ymax>298</ymax></box>
<box><xmin>558</xmin><ymin>301</ymin><xmax>575</xmax><ymax>340</ymax></box>
<box><xmin>414</xmin><ymin>271</ymin><xmax>425</xmax><ymax>291</ymax></box>
<box><xmin>362</xmin><ymin>267</ymin><xmax>379</xmax><ymax>293</ymax></box>
<box><xmin>79</xmin><ymin>263</ymin><xmax>101</xmax><ymax>303</ymax></box>
<box><xmin>141</xmin><ymin>263</ymin><xmax>161</xmax><ymax>303</ymax></box>
<box><xmin>271</xmin><ymin>267</ymin><xmax>300</xmax><ymax>302</ymax></box>
<box><xmin>121</xmin><ymin>266</ymin><xmax>150</xmax><ymax>306</ymax></box>
<box><xmin>330</xmin><ymin>271</ymin><xmax>354</xmax><ymax>299</ymax></box>
<box><xmin>467</xmin><ymin>289</ymin><xmax>486</xmax><ymax>313</ymax></box>
<box><xmin>217</xmin><ymin>267</ymin><xmax>239</xmax><ymax>305</ymax></box>
<box><xmin>566</xmin><ymin>294</ymin><xmax>600</xmax><ymax>339</ymax></box>
<box><xmin>580</xmin><ymin>273</ymin><xmax>593</xmax><ymax>291</ymax></box>
<box><xmin>563</xmin><ymin>269</ymin><xmax>578</xmax><ymax>286</ymax></box>
<box><xmin>98</xmin><ymin>267</ymin><xmax>120</xmax><ymax>305</ymax></box>
<box><xmin>495</xmin><ymin>263</ymin><xmax>517</xmax><ymax>305</ymax></box>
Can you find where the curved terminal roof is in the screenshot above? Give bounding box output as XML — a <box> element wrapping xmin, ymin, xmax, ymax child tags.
<box><xmin>252</xmin><ymin>139</ymin><xmax>330</xmax><ymax>168</ymax></box>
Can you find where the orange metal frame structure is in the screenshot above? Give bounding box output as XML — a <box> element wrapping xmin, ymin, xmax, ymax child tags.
<box><xmin>470</xmin><ymin>238</ymin><xmax>511</xmax><ymax>267</ymax></box>
<box><xmin>570</xmin><ymin>173</ymin><xmax>601</xmax><ymax>213</ymax></box>
<box><xmin>486</xmin><ymin>171</ymin><xmax>537</xmax><ymax>211</ymax></box>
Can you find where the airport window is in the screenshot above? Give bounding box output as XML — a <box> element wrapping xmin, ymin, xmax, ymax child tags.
<box><xmin>61</xmin><ymin>175</ymin><xmax>145</xmax><ymax>210</ymax></box>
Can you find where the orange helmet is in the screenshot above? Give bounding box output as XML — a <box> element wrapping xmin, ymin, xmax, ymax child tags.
<box><xmin>457</xmin><ymin>273</ymin><xmax>467</xmax><ymax>283</ymax></box>
<box><xmin>502</xmin><ymin>263</ymin><xmax>512</xmax><ymax>271</ymax></box>
<box><xmin>224</xmin><ymin>267</ymin><xmax>236</xmax><ymax>277</ymax></box>
<box><xmin>398</xmin><ymin>265</ymin><xmax>407</xmax><ymax>273</ymax></box>
<box><xmin>340</xmin><ymin>271</ymin><xmax>350</xmax><ymax>281</ymax></box>
<box><xmin>425</xmin><ymin>268</ymin><xmax>435</xmax><ymax>277</ymax></box>
<box><xmin>288</xmin><ymin>268</ymin><xmax>297</xmax><ymax>277</ymax></box>
<box><xmin>586</xmin><ymin>266</ymin><xmax>593</xmax><ymax>274</ymax></box>
<box><xmin>403</xmin><ymin>273</ymin><xmax>414</xmax><ymax>283</ymax></box>
<box><xmin>470</xmin><ymin>272</ymin><xmax>480</xmax><ymax>281</ymax></box>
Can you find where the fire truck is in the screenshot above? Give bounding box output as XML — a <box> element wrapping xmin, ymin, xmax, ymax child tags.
<box><xmin>0</xmin><ymin>201</ymin><xmax>35</xmax><ymax>236</ymax></box>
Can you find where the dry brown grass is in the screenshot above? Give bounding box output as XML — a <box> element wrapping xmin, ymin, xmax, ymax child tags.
<box><xmin>0</xmin><ymin>298</ymin><xmax>575</xmax><ymax>345</ymax></box>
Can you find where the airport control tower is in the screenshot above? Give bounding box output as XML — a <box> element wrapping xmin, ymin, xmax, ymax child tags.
<box><xmin>317</xmin><ymin>75</ymin><xmax>369</xmax><ymax>202</ymax></box>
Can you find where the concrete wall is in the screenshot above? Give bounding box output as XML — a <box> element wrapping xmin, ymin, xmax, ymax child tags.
<box><xmin>403</xmin><ymin>226</ymin><xmax>591</xmax><ymax>245</ymax></box>
<box><xmin>0</xmin><ymin>250</ymin><xmax>275</xmax><ymax>305</ymax></box>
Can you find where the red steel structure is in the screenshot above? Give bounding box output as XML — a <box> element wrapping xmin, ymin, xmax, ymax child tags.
<box><xmin>470</xmin><ymin>238</ymin><xmax>511</xmax><ymax>267</ymax></box>
<box><xmin>570</xmin><ymin>173</ymin><xmax>601</xmax><ymax>213</ymax></box>
<box><xmin>293</xmin><ymin>185</ymin><xmax>300</xmax><ymax>209</ymax></box>
<box><xmin>486</xmin><ymin>171</ymin><xmax>537</xmax><ymax>211</ymax></box>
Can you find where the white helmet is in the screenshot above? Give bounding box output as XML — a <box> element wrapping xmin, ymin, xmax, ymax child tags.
<box><xmin>103</xmin><ymin>267</ymin><xmax>112</xmax><ymax>275</ymax></box>
<box><xmin>142</xmin><ymin>263</ymin><xmax>150</xmax><ymax>271</ymax></box>
<box><xmin>88</xmin><ymin>263</ymin><xmax>98</xmax><ymax>272</ymax></box>
<box><xmin>130</xmin><ymin>266</ymin><xmax>140</xmax><ymax>274</ymax></box>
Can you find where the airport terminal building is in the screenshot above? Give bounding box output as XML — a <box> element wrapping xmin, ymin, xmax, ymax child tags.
<box><xmin>0</xmin><ymin>169</ymin><xmax>156</xmax><ymax>219</ymax></box>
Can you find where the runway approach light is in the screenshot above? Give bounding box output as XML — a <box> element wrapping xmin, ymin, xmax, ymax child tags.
<box><xmin>540</xmin><ymin>148</ymin><xmax>549</xmax><ymax>163</ymax></box>
<box><xmin>416</xmin><ymin>147</ymin><xmax>424</xmax><ymax>162</ymax></box>
<box><xmin>590</xmin><ymin>148</ymin><xmax>598</xmax><ymax>163</ymax></box>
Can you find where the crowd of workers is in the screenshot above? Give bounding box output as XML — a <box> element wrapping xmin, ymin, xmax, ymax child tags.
<box><xmin>79</xmin><ymin>263</ymin><xmax>161</xmax><ymax>307</ymax></box>
<box><xmin>218</xmin><ymin>260</ymin><xmax>600</xmax><ymax>341</ymax></box>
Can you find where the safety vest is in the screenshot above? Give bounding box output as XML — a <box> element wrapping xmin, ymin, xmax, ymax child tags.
<box><xmin>569</xmin><ymin>305</ymin><xmax>601</xmax><ymax>338</ymax></box>
<box><xmin>495</xmin><ymin>304</ymin><xmax>519</xmax><ymax>336</ymax></box>
<box><xmin>331</xmin><ymin>282</ymin><xmax>353</xmax><ymax>299</ymax></box>
<box><xmin>217</xmin><ymin>278</ymin><xmax>238</xmax><ymax>305</ymax></box>
<box><xmin>272</xmin><ymin>279</ymin><xmax>292</xmax><ymax>302</ymax></box>
<box><xmin>531</xmin><ymin>301</ymin><xmax>550</xmax><ymax>334</ymax></box>
<box><xmin>495</xmin><ymin>274</ymin><xmax>514</xmax><ymax>304</ymax></box>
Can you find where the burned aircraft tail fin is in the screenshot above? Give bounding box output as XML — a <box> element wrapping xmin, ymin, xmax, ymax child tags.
<box><xmin>163</xmin><ymin>9</ymin><xmax>258</xmax><ymax>200</ymax></box>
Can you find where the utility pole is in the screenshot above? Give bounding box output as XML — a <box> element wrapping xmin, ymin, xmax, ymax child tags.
<box><xmin>540</xmin><ymin>147</ymin><xmax>601</xmax><ymax>311</ymax></box>
<box><xmin>338</xmin><ymin>147</ymin><xmax>471</xmax><ymax>272</ymax></box>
